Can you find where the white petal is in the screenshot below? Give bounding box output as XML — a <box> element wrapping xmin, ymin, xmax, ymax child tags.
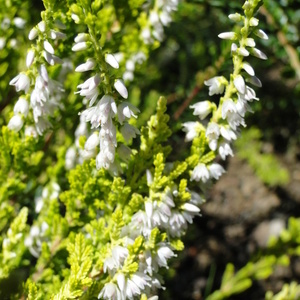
<box><xmin>28</xmin><ymin>28</ymin><xmax>38</xmax><ymax>40</ymax></box>
<box><xmin>72</xmin><ymin>42</ymin><xmax>87</xmax><ymax>51</ymax></box>
<box><xmin>114</xmin><ymin>79</ymin><xmax>128</xmax><ymax>99</ymax></box>
<box><xmin>218</xmin><ymin>32</ymin><xmax>237</xmax><ymax>40</ymax></box>
<box><xmin>44</xmin><ymin>40</ymin><xmax>54</xmax><ymax>54</ymax></box>
<box><xmin>234</xmin><ymin>75</ymin><xmax>245</xmax><ymax>94</ymax></box>
<box><xmin>26</xmin><ymin>50</ymin><xmax>35</xmax><ymax>68</ymax></box>
<box><xmin>242</xmin><ymin>62</ymin><xmax>255</xmax><ymax>76</ymax></box>
<box><xmin>105</xmin><ymin>53</ymin><xmax>119</xmax><ymax>69</ymax></box>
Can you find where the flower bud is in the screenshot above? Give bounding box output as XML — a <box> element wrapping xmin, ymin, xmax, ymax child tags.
<box><xmin>28</xmin><ymin>28</ymin><xmax>38</xmax><ymax>40</ymax></box>
<box><xmin>8</xmin><ymin>115</ymin><xmax>24</xmax><ymax>132</ymax></box>
<box><xmin>26</xmin><ymin>50</ymin><xmax>35</xmax><ymax>68</ymax></box>
<box><xmin>14</xmin><ymin>97</ymin><xmax>29</xmax><ymax>116</ymax></box>
<box><xmin>114</xmin><ymin>79</ymin><xmax>128</xmax><ymax>99</ymax></box>
<box><xmin>105</xmin><ymin>53</ymin><xmax>119</xmax><ymax>69</ymax></box>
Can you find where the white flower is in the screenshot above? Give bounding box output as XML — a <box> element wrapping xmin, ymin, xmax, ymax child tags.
<box><xmin>219</xmin><ymin>142</ymin><xmax>233</xmax><ymax>160</ymax></box>
<box><xmin>228</xmin><ymin>13</ymin><xmax>242</xmax><ymax>22</ymax></box>
<box><xmin>25</xmin><ymin>126</ymin><xmax>38</xmax><ymax>138</ymax></box>
<box><xmin>242</xmin><ymin>62</ymin><xmax>255</xmax><ymax>76</ymax></box>
<box><xmin>117</xmin><ymin>102</ymin><xmax>139</xmax><ymax>124</ymax></box>
<box><xmin>14</xmin><ymin>97</ymin><xmax>29</xmax><ymax>116</ymax></box>
<box><xmin>80</xmin><ymin>95</ymin><xmax>116</xmax><ymax>128</ymax></box>
<box><xmin>218</xmin><ymin>32</ymin><xmax>237</xmax><ymax>40</ymax></box>
<box><xmin>238</xmin><ymin>47</ymin><xmax>250</xmax><ymax>57</ymax></box>
<box><xmin>38</xmin><ymin>21</ymin><xmax>45</xmax><ymax>32</ymax></box>
<box><xmin>156</xmin><ymin>244</ymin><xmax>176</xmax><ymax>268</ymax></box>
<box><xmin>65</xmin><ymin>147</ymin><xmax>76</xmax><ymax>170</ymax></box>
<box><xmin>74</xmin><ymin>33</ymin><xmax>88</xmax><ymax>43</ymax></box>
<box><xmin>98</xmin><ymin>282</ymin><xmax>119</xmax><ymax>300</ymax></box>
<box><xmin>7</xmin><ymin>115</ymin><xmax>24</xmax><ymax>132</ymax></box>
<box><xmin>182</xmin><ymin>122</ymin><xmax>201</xmax><ymax>142</ymax></box>
<box><xmin>75</xmin><ymin>59</ymin><xmax>96</xmax><ymax>72</ymax></box>
<box><xmin>28</xmin><ymin>27</ymin><xmax>38</xmax><ymax>40</ymax></box>
<box><xmin>72</xmin><ymin>41</ymin><xmax>88</xmax><ymax>51</ymax></box>
<box><xmin>191</xmin><ymin>163</ymin><xmax>210</xmax><ymax>182</ymax></box>
<box><xmin>84</xmin><ymin>132</ymin><xmax>99</xmax><ymax>151</ymax></box>
<box><xmin>26</xmin><ymin>50</ymin><xmax>35</xmax><ymax>68</ymax></box>
<box><xmin>209</xmin><ymin>163</ymin><xmax>225</xmax><ymax>180</ymax></box>
<box><xmin>49</xmin><ymin>30</ymin><xmax>66</xmax><ymax>40</ymax></box>
<box><xmin>76</xmin><ymin>74</ymin><xmax>100</xmax><ymax>106</ymax></box>
<box><xmin>245</xmin><ymin>38</ymin><xmax>255</xmax><ymax>47</ymax></box>
<box><xmin>222</xmin><ymin>99</ymin><xmax>237</xmax><ymax>119</ymax></box>
<box><xmin>206</xmin><ymin>122</ymin><xmax>220</xmax><ymax>151</ymax></box>
<box><xmin>190</xmin><ymin>101</ymin><xmax>212</xmax><ymax>120</ymax></box>
<box><xmin>204</xmin><ymin>76</ymin><xmax>226</xmax><ymax>96</ymax></box>
<box><xmin>220</xmin><ymin>126</ymin><xmax>237</xmax><ymax>141</ymax></box>
<box><xmin>43</xmin><ymin>40</ymin><xmax>54</xmax><ymax>54</ymax></box>
<box><xmin>120</xmin><ymin>123</ymin><xmax>140</xmax><ymax>143</ymax></box>
<box><xmin>10</xmin><ymin>73</ymin><xmax>30</xmax><ymax>93</ymax></box>
<box><xmin>255</xmin><ymin>29</ymin><xmax>268</xmax><ymax>40</ymax></box>
<box><xmin>105</xmin><ymin>53</ymin><xmax>119</xmax><ymax>69</ymax></box>
<box><xmin>250</xmin><ymin>48</ymin><xmax>267</xmax><ymax>60</ymax></box>
<box><xmin>234</xmin><ymin>75</ymin><xmax>246</xmax><ymax>94</ymax></box>
<box><xmin>114</xmin><ymin>79</ymin><xmax>128</xmax><ymax>99</ymax></box>
<box><xmin>13</xmin><ymin>17</ymin><xmax>26</xmax><ymax>28</ymax></box>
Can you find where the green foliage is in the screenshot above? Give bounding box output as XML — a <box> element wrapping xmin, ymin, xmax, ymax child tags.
<box><xmin>265</xmin><ymin>282</ymin><xmax>300</xmax><ymax>300</ymax></box>
<box><xmin>235</xmin><ymin>127</ymin><xmax>290</xmax><ymax>186</ymax></box>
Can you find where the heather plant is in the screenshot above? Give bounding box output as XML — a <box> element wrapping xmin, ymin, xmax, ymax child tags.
<box><xmin>0</xmin><ymin>0</ymin><xmax>293</xmax><ymax>299</ymax></box>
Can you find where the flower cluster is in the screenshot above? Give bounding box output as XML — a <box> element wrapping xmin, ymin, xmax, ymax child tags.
<box><xmin>8</xmin><ymin>20</ymin><xmax>65</xmax><ymax>134</ymax></box>
<box><xmin>184</xmin><ymin>0</ymin><xmax>268</xmax><ymax>184</ymax></box>
<box><xmin>71</xmin><ymin>24</ymin><xmax>140</xmax><ymax>173</ymax></box>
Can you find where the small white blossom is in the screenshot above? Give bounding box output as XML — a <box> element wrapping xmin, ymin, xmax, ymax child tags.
<box><xmin>14</xmin><ymin>97</ymin><xmax>29</xmax><ymax>116</ymax></box>
<box><xmin>238</xmin><ymin>47</ymin><xmax>250</xmax><ymax>56</ymax></box>
<box><xmin>191</xmin><ymin>163</ymin><xmax>210</xmax><ymax>182</ymax></box>
<box><xmin>38</xmin><ymin>21</ymin><xmax>45</xmax><ymax>32</ymax></box>
<box><xmin>105</xmin><ymin>53</ymin><xmax>119</xmax><ymax>69</ymax></box>
<box><xmin>84</xmin><ymin>132</ymin><xmax>99</xmax><ymax>151</ymax></box>
<box><xmin>242</xmin><ymin>62</ymin><xmax>255</xmax><ymax>76</ymax></box>
<box><xmin>26</xmin><ymin>50</ymin><xmax>35</xmax><ymax>68</ymax></box>
<box><xmin>251</xmin><ymin>48</ymin><xmax>267</xmax><ymax>60</ymax></box>
<box><xmin>204</xmin><ymin>76</ymin><xmax>226</xmax><ymax>96</ymax></box>
<box><xmin>13</xmin><ymin>17</ymin><xmax>26</xmax><ymax>29</ymax></box>
<box><xmin>117</xmin><ymin>102</ymin><xmax>139</xmax><ymax>124</ymax></box>
<box><xmin>245</xmin><ymin>37</ymin><xmax>255</xmax><ymax>48</ymax></box>
<box><xmin>43</xmin><ymin>40</ymin><xmax>54</xmax><ymax>54</ymax></box>
<box><xmin>114</xmin><ymin>79</ymin><xmax>128</xmax><ymax>99</ymax></box>
<box><xmin>206</xmin><ymin>122</ymin><xmax>220</xmax><ymax>151</ymax></box>
<box><xmin>209</xmin><ymin>163</ymin><xmax>225</xmax><ymax>180</ymax></box>
<box><xmin>219</xmin><ymin>142</ymin><xmax>233</xmax><ymax>160</ymax></box>
<box><xmin>10</xmin><ymin>73</ymin><xmax>30</xmax><ymax>93</ymax></box>
<box><xmin>255</xmin><ymin>29</ymin><xmax>268</xmax><ymax>40</ymax></box>
<box><xmin>28</xmin><ymin>27</ymin><xmax>38</xmax><ymax>40</ymax></box>
<box><xmin>190</xmin><ymin>101</ymin><xmax>212</xmax><ymax>120</ymax></box>
<box><xmin>8</xmin><ymin>115</ymin><xmax>24</xmax><ymax>132</ymax></box>
<box><xmin>72</xmin><ymin>41</ymin><xmax>88</xmax><ymax>52</ymax></box>
<box><xmin>218</xmin><ymin>31</ymin><xmax>237</xmax><ymax>40</ymax></box>
<box><xmin>75</xmin><ymin>59</ymin><xmax>96</xmax><ymax>72</ymax></box>
<box><xmin>182</xmin><ymin>122</ymin><xmax>201</xmax><ymax>142</ymax></box>
<box><xmin>234</xmin><ymin>75</ymin><xmax>246</xmax><ymax>94</ymax></box>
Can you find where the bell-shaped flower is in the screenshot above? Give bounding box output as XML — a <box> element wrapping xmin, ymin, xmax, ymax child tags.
<box><xmin>190</xmin><ymin>100</ymin><xmax>212</xmax><ymax>120</ymax></box>
<box><xmin>10</xmin><ymin>73</ymin><xmax>30</xmax><ymax>93</ymax></box>
<box><xmin>204</xmin><ymin>76</ymin><xmax>227</xmax><ymax>96</ymax></box>
<box><xmin>7</xmin><ymin>115</ymin><xmax>24</xmax><ymax>132</ymax></box>
<box><xmin>14</xmin><ymin>97</ymin><xmax>29</xmax><ymax>116</ymax></box>
<box><xmin>191</xmin><ymin>163</ymin><xmax>210</xmax><ymax>182</ymax></box>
